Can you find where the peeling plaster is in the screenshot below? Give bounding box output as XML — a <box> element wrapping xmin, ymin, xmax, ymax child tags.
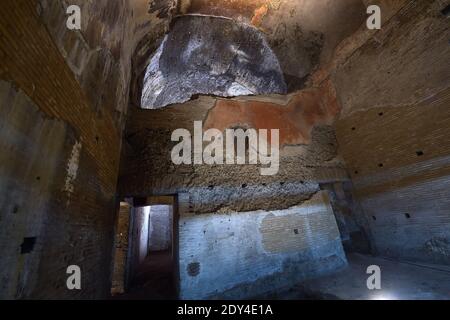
<box><xmin>64</xmin><ymin>141</ymin><xmax>82</xmax><ymax>195</ymax></box>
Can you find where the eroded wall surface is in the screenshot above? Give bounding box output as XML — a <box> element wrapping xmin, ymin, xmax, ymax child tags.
<box><xmin>177</xmin><ymin>191</ymin><xmax>347</xmax><ymax>299</ymax></box>
<box><xmin>119</xmin><ymin>87</ymin><xmax>348</xmax><ymax>214</ymax></box>
<box><xmin>119</xmin><ymin>81</ymin><xmax>351</xmax><ymax>297</ymax></box>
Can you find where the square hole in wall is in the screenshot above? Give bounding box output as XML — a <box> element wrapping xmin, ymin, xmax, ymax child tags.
<box><xmin>20</xmin><ymin>237</ymin><xmax>36</xmax><ymax>254</ymax></box>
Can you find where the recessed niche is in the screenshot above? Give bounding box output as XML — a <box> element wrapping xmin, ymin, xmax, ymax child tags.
<box><xmin>416</xmin><ymin>151</ymin><xmax>424</xmax><ymax>156</ymax></box>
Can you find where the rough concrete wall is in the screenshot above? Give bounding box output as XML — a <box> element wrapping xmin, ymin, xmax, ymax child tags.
<box><xmin>148</xmin><ymin>205</ymin><xmax>173</xmax><ymax>251</ymax></box>
<box><xmin>111</xmin><ymin>204</ymin><xmax>131</xmax><ymax>295</ymax></box>
<box><xmin>332</xmin><ymin>0</ymin><xmax>450</xmax><ymax>264</ymax></box>
<box><xmin>0</xmin><ymin>0</ymin><xmax>145</xmax><ymax>298</ymax></box>
<box><xmin>119</xmin><ymin>86</ymin><xmax>349</xmax><ymax>214</ymax></box>
<box><xmin>178</xmin><ymin>191</ymin><xmax>347</xmax><ymax>299</ymax></box>
<box><xmin>119</xmin><ymin>72</ymin><xmax>349</xmax><ymax>297</ymax></box>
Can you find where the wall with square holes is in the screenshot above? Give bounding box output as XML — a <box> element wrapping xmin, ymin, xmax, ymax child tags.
<box><xmin>333</xmin><ymin>0</ymin><xmax>450</xmax><ymax>264</ymax></box>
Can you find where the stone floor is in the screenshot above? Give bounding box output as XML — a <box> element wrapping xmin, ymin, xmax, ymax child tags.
<box><xmin>269</xmin><ymin>253</ymin><xmax>450</xmax><ymax>300</ymax></box>
<box><xmin>113</xmin><ymin>252</ymin><xmax>450</xmax><ymax>300</ymax></box>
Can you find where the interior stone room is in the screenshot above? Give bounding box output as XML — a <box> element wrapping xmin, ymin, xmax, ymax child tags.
<box><xmin>0</xmin><ymin>0</ymin><xmax>449</xmax><ymax>300</ymax></box>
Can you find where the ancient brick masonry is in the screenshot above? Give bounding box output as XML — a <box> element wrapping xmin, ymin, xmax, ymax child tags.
<box><xmin>0</xmin><ymin>0</ymin><xmax>141</xmax><ymax>298</ymax></box>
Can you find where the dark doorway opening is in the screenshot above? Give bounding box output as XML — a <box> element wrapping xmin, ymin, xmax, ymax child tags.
<box><xmin>111</xmin><ymin>196</ymin><xmax>178</xmax><ymax>300</ymax></box>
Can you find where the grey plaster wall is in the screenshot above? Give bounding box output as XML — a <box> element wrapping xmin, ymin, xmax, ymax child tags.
<box><xmin>177</xmin><ymin>191</ymin><xmax>347</xmax><ymax>299</ymax></box>
<box><xmin>141</xmin><ymin>15</ymin><xmax>287</xmax><ymax>108</ymax></box>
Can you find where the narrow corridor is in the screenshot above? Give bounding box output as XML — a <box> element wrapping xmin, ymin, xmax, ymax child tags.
<box><xmin>113</xmin><ymin>250</ymin><xmax>176</xmax><ymax>300</ymax></box>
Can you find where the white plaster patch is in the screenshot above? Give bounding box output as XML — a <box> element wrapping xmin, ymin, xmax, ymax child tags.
<box><xmin>141</xmin><ymin>36</ymin><xmax>168</xmax><ymax>108</ymax></box>
<box><xmin>227</xmin><ymin>82</ymin><xmax>254</xmax><ymax>96</ymax></box>
<box><xmin>64</xmin><ymin>141</ymin><xmax>82</xmax><ymax>194</ymax></box>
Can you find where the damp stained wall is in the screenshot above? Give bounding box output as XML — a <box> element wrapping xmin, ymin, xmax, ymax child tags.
<box><xmin>177</xmin><ymin>191</ymin><xmax>347</xmax><ymax>299</ymax></box>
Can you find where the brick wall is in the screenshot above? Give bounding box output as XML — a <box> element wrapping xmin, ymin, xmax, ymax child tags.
<box><xmin>332</xmin><ymin>0</ymin><xmax>450</xmax><ymax>264</ymax></box>
<box><xmin>111</xmin><ymin>203</ymin><xmax>131</xmax><ymax>295</ymax></box>
<box><xmin>0</xmin><ymin>0</ymin><xmax>140</xmax><ymax>298</ymax></box>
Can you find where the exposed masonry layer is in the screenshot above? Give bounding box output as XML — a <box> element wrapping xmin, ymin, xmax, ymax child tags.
<box><xmin>333</xmin><ymin>0</ymin><xmax>450</xmax><ymax>117</ymax></box>
<box><xmin>332</xmin><ymin>0</ymin><xmax>450</xmax><ymax>264</ymax></box>
<box><xmin>119</xmin><ymin>85</ymin><xmax>348</xmax><ymax>213</ymax></box>
<box><xmin>177</xmin><ymin>191</ymin><xmax>347</xmax><ymax>299</ymax></box>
